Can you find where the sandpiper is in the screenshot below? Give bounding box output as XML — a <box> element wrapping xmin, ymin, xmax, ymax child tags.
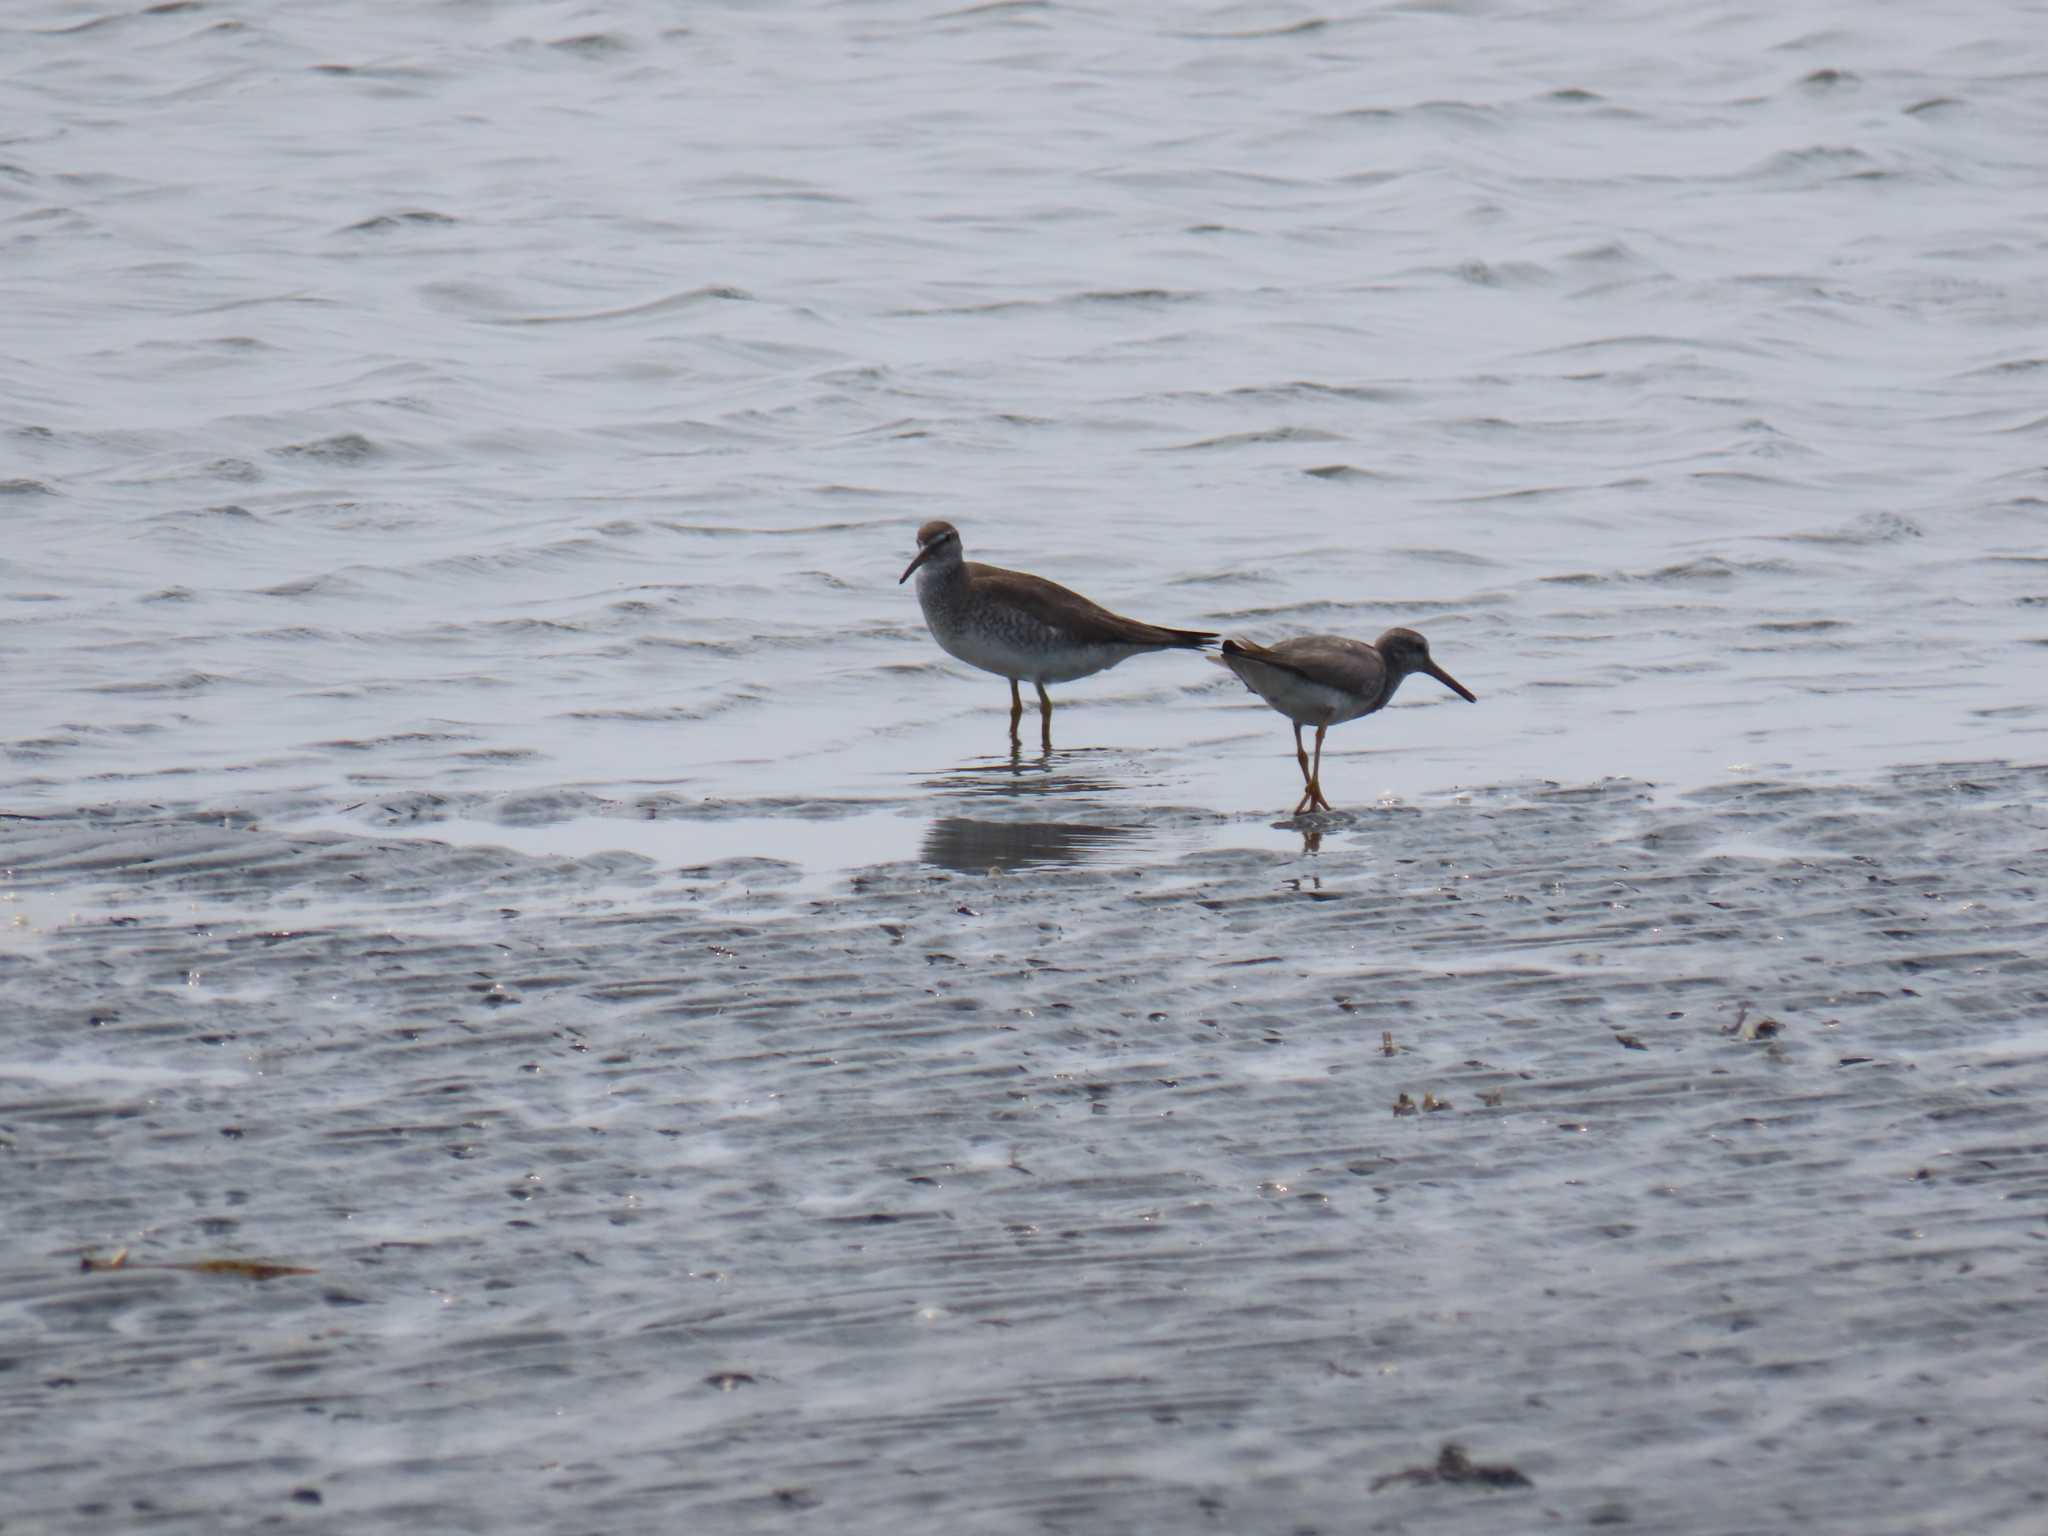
<box><xmin>900</xmin><ymin>520</ymin><xmax>1217</xmax><ymax>747</ymax></box>
<box><xmin>1218</xmin><ymin>627</ymin><xmax>1476</xmax><ymax>814</ymax></box>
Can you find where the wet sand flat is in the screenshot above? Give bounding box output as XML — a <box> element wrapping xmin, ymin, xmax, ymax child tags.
<box><xmin>4</xmin><ymin>761</ymin><xmax>2045</xmax><ymax>1532</ymax></box>
<box><xmin>7</xmin><ymin>0</ymin><xmax>2048</xmax><ymax>1526</ymax></box>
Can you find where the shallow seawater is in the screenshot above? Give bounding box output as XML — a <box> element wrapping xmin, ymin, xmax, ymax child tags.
<box><xmin>4</xmin><ymin>0</ymin><xmax>2048</xmax><ymax>1530</ymax></box>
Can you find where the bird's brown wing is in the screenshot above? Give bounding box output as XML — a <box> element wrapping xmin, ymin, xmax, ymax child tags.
<box><xmin>1222</xmin><ymin>635</ymin><xmax>1388</xmax><ymax>697</ymax></box>
<box><xmin>971</xmin><ymin>563</ymin><xmax>1215</xmax><ymax>648</ymax></box>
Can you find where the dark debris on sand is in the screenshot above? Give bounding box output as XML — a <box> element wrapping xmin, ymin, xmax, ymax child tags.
<box><xmin>1371</xmin><ymin>1442</ymin><xmax>1535</xmax><ymax>1493</ymax></box>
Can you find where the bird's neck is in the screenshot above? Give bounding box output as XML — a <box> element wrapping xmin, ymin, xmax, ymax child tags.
<box><xmin>916</xmin><ymin>557</ymin><xmax>969</xmax><ymax>606</ymax></box>
<box><xmin>1375</xmin><ymin>668</ymin><xmax>1409</xmax><ymax>712</ymax></box>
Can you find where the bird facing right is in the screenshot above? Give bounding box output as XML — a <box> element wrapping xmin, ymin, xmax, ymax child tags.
<box><xmin>1218</xmin><ymin>627</ymin><xmax>1476</xmax><ymax>814</ymax></box>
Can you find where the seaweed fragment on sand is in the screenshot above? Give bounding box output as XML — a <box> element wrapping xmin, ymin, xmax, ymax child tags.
<box><xmin>79</xmin><ymin>1249</ymin><xmax>316</xmax><ymax>1280</ymax></box>
<box><xmin>1372</xmin><ymin>1442</ymin><xmax>1534</xmax><ymax>1493</ymax></box>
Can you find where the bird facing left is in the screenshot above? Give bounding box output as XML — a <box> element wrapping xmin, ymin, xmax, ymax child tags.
<box><xmin>900</xmin><ymin>520</ymin><xmax>1217</xmax><ymax>748</ymax></box>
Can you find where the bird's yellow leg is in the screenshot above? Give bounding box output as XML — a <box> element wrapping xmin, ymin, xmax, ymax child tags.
<box><xmin>1008</xmin><ymin>679</ymin><xmax>1024</xmax><ymax>742</ymax></box>
<box><xmin>1290</xmin><ymin>723</ymin><xmax>1317</xmax><ymax>814</ymax></box>
<box><xmin>1308</xmin><ymin>723</ymin><xmax>1332</xmax><ymax>811</ymax></box>
<box><xmin>1036</xmin><ymin>682</ymin><xmax>1054</xmax><ymax>752</ymax></box>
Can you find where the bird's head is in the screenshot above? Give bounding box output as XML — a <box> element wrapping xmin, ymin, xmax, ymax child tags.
<box><xmin>900</xmin><ymin>520</ymin><xmax>963</xmax><ymax>584</ymax></box>
<box><xmin>1377</xmin><ymin>627</ymin><xmax>1477</xmax><ymax>702</ymax></box>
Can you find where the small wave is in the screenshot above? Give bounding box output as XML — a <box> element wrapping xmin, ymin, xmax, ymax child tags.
<box><xmin>475</xmin><ymin>617</ymin><xmax>590</xmax><ymax>636</ymax></box>
<box><xmin>1437</xmin><ymin>258</ymin><xmax>1552</xmax><ymax>288</ymax></box>
<box><xmin>307</xmin><ymin>62</ymin><xmax>443</xmax><ymax>81</ymax></box>
<box><xmin>89</xmin><ymin>672</ymin><xmax>226</xmax><ymax>695</ymax></box>
<box><xmin>1209</xmin><ymin>599</ymin><xmax>1362</xmax><ymax>623</ymax></box>
<box><xmin>933</xmin><ymin>0</ymin><xmax>1056</xmax><ymax>18</ymax></box>
<box><xmin>1690</xmin><ymin>469</ymin><xmax>1796</xmax><ymax>486</ymax></box>
<box><xmin>1174</xmin><ymin>18</ymin><xmax>1328</xmax><ymax>41</ymax></box>
<box><xmin>894</xmin><ymin>288</ymin><xmax>1189</xmax><ymax>318</ymax></box>
<box><xmin>1162</xmin><ymin>427</ymin><xmax>1345</xmax><ymax>452</ymax></box>
<box><xmin>416</xmin><ymin>540</ymin><xmax>608</xmax><ymax>578</ymax></box>
<box><xmin>1533</xmin><ymin>331</ymin><xmax>1770</xmax><ymax>358</ymax></box>
<box><xmin>29</xmin><ymin>7</ymin><xmax>155</xmax><ymax>34</ymax></box>
<box><xmin>1747</xmin><ymin>144</ymin><xmax>1882</xmax><ymax>184</ymax></box>
<box><xmin>652</xmin><ymin>519</ymin><xmax>888</xmax><ymax>538</ymax></box>
<box><xmin>1648</xmin><ymin>557</ymin><xmax>1741</xmax><ymax>583</ymax></box>
<box><xmin>256</xmin><ymin>574</ymin><xmax>359</xmax><ymax>598</ymax></box>
<box><xmin>567</xmin><ymin>690</ymin><xmax>764</xmax><ymax>721</ymax></box>
<box><xmin>633</xmin><ymin>636</ymin><xmax>746</xmax><ymax>658</ymax></box>
<box><xmin>424</xmin><ymin>282</ymin><xmax>752</xmax><ymax>325</ymax></box>
<box><xmin>1562</xmin><ymin>241</ymin><xmax>1659</xmax><ymax>271</ymax></box>
<box><xmin>1211</xmin><ymin>595</ymin><xmax>1478</xmax><ymax>622</ymax></box>
<box><xmin>500</xmin><ymin>285</ymin><xmax>754</xmax><ymax>325</ymax></box>
<box><xmin>1778</xmin><ymin>512</ymin><xmax>1923</xmax><ymax>546</ymax></box>
<box><xmin>1450</xmin><ymin>484</ymin><xmax>1580</xmax><ymax>503</ymax></box>
<box><xmin>342</xmin><ymin>210</ymin><xmax>459</xmax><ymax>234</ymax></box>
<box><xmin>1328</xmin><ymin>99</ymin><xmax>1498</xmax><ymax>127</ymax></box>
<box><xmin>1224</xmin><ymin>381</ymin><xmax>1407</xmax><ymax>404</ymax></box>
<box><xmin>271</xmin><ymin>433</ymin><xmax>378</xmax><ymax>464</ymax></box>
<box><xmin>546</xmin><ymin>31</ymin><xmax>634</xmax><ymax>56</ymax></box>
<box><xmin>1646</xmin><ymin>556</ymin><xmax>1797</xmax><ymax>584</ymax></box>
<box><xmin>154</xmin><ymin>503</ymin><xmax>257</xmax><ymax>523</ymax></box>
<box><xmin>4</xmin><ymin>734</ymin><xmax>81</xmax><ymax>759</ymax></box>
<box><xmin>1958</xmin><ymin>357</ymin><xmax>2048</xmax><ymax>379</ymax></box>
<box><xmin>1166</xmin><ymin>568</ymin><xmax>1277</xmax><ymax>588</ymax></box>
<box><xmin>315</xmin><ymin>732</ymin><xmax>477</xmax><ymax>753</ymax></box>
<box><xmin>1542</xmin><ymin>556</ymin><xmax>1792</xmax><ymax>588</ymax></box>
<box><xmin>1066</xmin><ymin>288</ymin><xmax>1185</xmax><ymax>304</ymax></box>
<box><xmin>244</xmin><ymin>626</ymin><xmax>333</xmax><ymax>643</ymax></box>
<box><xmin>1389</xmin><ymin>547</ymin><xmax>1503</xmax><ymax>568</ymax></box>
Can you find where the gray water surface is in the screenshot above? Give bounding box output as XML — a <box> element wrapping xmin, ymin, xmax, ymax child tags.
<box><xmin>4</xmin><ymin>0</ymin><xmax>2048</xmax><ymax>1530</ymax></box>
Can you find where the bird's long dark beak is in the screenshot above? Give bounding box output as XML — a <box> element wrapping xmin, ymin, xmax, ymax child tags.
<box><xmin>899</xmin><ymin>545</ymin><xmax>934</xmax><ymax>585</ymax></box>
<box><xmin>1426</xmin><ymin>662</ymin><xmax>1477</xmax><ymax>702</ymax></box>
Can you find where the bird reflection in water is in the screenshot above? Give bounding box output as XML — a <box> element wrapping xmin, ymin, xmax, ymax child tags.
<box><xmin>921</xmin><ymin>743</ymin><xmax>1122</xmax><ymax>799</ymax></box>
<box><xmin>919</xmin><ymin>746</ymin><xmax>1146</xmax><ymax>872</ymax></box>
<box><xmin>920</xmin><ymin>815</ymin><xmax>1141</xmax><ymax>873</ymax></box>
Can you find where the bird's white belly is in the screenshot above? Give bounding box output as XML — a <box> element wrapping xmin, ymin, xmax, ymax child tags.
<box><xmin>1228</xmin><ymin>662</ymin><xmax>1374</xmax><ymax>727</ymax></box>
<box><xmin>936</xmin><ymin>623</ymin><xmax>1131</xmax><ymax>684</ymax></box>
